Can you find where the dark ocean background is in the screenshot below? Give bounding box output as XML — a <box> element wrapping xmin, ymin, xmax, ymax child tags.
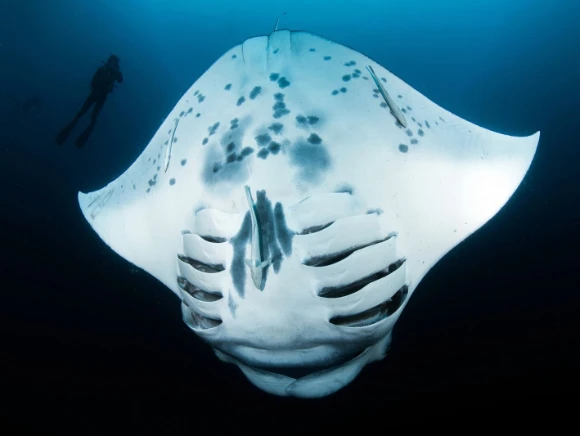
<box><xmin>1</xmin><ymin>0</ymin><xmax>579</xmax><ymax>431</ymax></box>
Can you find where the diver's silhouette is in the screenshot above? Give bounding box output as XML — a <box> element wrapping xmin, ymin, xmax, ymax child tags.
<box><xmin>56</xmin><ymin>54</ymin><xmax>123</xmax><ymax>148</ymax></box>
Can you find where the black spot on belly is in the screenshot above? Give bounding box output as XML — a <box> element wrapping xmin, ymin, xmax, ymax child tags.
<box><xmin>194</xmin><ymin>91</ymin><xmax>199</xmax><ymax>96</ymax></box>
<box><xmin>277</xmin><ymin>77</ymin><xmax>290</xmax><ymax>88</ymax></box>
<box><xmin>255</xmin><ymin>133</ymin><xmax>272</xmax><ymax>146</ymax></box>
<box><xmin>332</xmin><ymin>90</ymin><xmax>339</xmax><ymax>96</ymax></box>
<box><xmin>273</xmin><ymin>48</ymin><xmax>279</xmax><ymax>54</ymax></box>
<box><xmin>232</xmin><ymin>54</ymin><xmax>237</xmax><ymax>59</ymax></box>
<box><xmin>224</xmin><ymin>83</ymin><xmax>232</xmax><ymax>90</ymax></box>
<box><xmin>309</xmin><ymin>48</ymin><xmax>316</xmax><ymax>52</ymax></box>
<box><xmin>208</xmin><ymin>122</ymin><xmax>220</xmax><ymax>136</ymax></box>
<box><xmin>181</xmin><ymin>159</ymin><xmax>187</xmax><ymax>166</ymax></box>
<box><xmin>398</xmin><ymin>144</ymin><xmax>409</xmax><ymax>153</ymax></box>
<box><xmin>307</xmin><ymin>116</ymin><xmax>319</xmax><ymax>125</ymax></box>
<box><xmin>268</xmin><ymin>141</ymin><xmax>281</xmax><ymax>154</ymax></box>
<box><xmin>226</xmin><ymin>142</ymin><xmax>235</xmax><ymax>152</ymax></box>
<box><xmin>202</xmin><ymin>138</ymin><xmax>208</xmax><ymax>145</ymax></box>
<box><xmin>324</xmin><ymin>56</ymin><xmax>331</xmax><ymax>60</ymax></box>
<box><xmin>405</xmin><ymin>129</ymin><xmax>413</xmax><ymax>137</ymax></box>
<box><xmin>240</xmin><ymin>147</ymin><xmax>254</xmax><ymax>157</ymax></box>
<box><xmin>307</xmin><ymin>133</ymin><xmax>322</xmax><ymax>144</ymax></box>
<box><xmin>270</xmin><ymin>73</ymin><xmax>280</xmax><ymax>81</ymax></box>
<box><xmin>196</xmin><ymin>113</ymin><xmax>201</xmax><ymax>118</ymax></box>
<box><xmin>342</xmin><ymin>74</ymin><xmax>351</xmax><ymax>82</ymax></box>
<box><xmin>236</xmin><ymin>97</ymin><xmax>245</xmax><ymax>106</ymax></box>
<box><xmin>401</xmin><ymin>108</ymin><xmax>407</xmax><ymax>113</ymax></box>
<box><xmin>257</xmin><ymin>148</ymin><xmax>269</xmax><ymax>159</ymax></box>
<box><xmin>380</xmin><ymin>102</ymin><xmax>387</xmax><ymax>108</ymax></box>
<box><xmin>296</xmin><ymin>115</ymin><xmax>307</xmax><ymax>125</ymax></box>
<box><xmin>425</xmin><ymin>120</ymin><xmax>431</xmax><ymax>128</ymax></box>
<box><xmin>410</xmin><ymin>139</ymin><xmax>419</xmax><ymax>145</ymax></box>
<box><xmin>187</xmin><ymin>107</ymin><xmax>193</xmax><ymax>114</ymax></box>
<box><xmin>169</xmin><ymin>178</ymin><xmax>176</xmax><ymax>185</ymax></box>
<box><xmin>179</xmin><ymin>111</ymin><xmax>185</xmax><ymax>117</ymax></box>
<box><xmin>274</xmin><ymin>93</ymin><xmax>284</xmax><ymax>101</ymax></box>
<box><xmin>289</xmin><ymin>140</ymin><xmax>331</xmax><ymax>183</ymax></box>
<box><xmin>340</xmin><ymin>87</ymin><xmax>347</xmax><ymax>93</ymax></box>
<box><xmin>418</xmin><ymin>129</ymin><xmax>424</xmax><ymax>136</ymax></box>
<box><xmin>249</xmin><ymin>86</ymin><xmax>262</xmax><ymax>100</ymax></box>
<box><xmin>269</xmin><ymin>123</ymin><xmax>284</xmax><ymax>134</ymax></box>
<box><xmin>226</xmin><ymin>153</ymin><xmax>237</xmax><ymax>163</ymax></box>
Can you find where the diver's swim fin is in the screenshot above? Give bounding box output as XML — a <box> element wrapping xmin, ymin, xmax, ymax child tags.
<box><xmin>55</xmin><ymin>122</ymin><xmax>75</xmax><ymax>145</ymax></box>
<box><xmin>75</xmin><ymin>125</ymin><xmax>93</xmax><ymax>148</ymax></box>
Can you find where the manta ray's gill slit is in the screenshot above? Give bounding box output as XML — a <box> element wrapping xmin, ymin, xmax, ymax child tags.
<box><xmin>297</xmin><ymin>222</ymin><xmax>334</xmax><ymax>235</ymax></box>
<box><xmin>329</xmin><ymin>285</ymin><xmax>409</xmax><ymax>328</ymax></box>
<box><xmin>186</xmin><ymin>305</ymin><xmax>223</xmax><ymax>330</ymax></box>
<box><xmin>199</xmin><ymin>235</ymin><xmax>227</xmax><ymax>243</ymax></box>
<box><xmin>303</xmin><ymin>235</ymin><xmax>393</xmax><ymax>267</ymax></box>
<box><xmin>318</xmin><ymin>259</ymin><xmax>406</xmax><ymax>299</ymax></box>
<box><xmin>177</xmin><ymin>276</ymin><xmax>223</xmax><ymax>302</ymax></box>
<box><xmin>177</xmin><ymin>254</ymin><xmax>225</xmax><ymax>273</ymax></box>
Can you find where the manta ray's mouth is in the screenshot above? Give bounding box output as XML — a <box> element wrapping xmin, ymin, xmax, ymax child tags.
<box><xmin>216</xmin><ymin>346</ymin><xmax>370</xmax><ymax>380</ymax></box>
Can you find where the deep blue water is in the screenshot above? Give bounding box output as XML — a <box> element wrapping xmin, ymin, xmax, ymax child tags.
<box><xmin>1</xmin><ymin>0</ymin><xmax>579</xmax><ymax>431</ymax></box>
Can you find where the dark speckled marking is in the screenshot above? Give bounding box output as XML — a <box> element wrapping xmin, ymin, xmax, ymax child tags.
<box><xmin>249</xmin><ymin>86</ymin><xmax>262</xmax><ymax>100</ymax></box>
<box><xmin>274</xmin><ymin>93</ymin><xmax>284</xmax><ymax>101</ymax></box>
<box><xmin>401</xmin><ymin>108</ymin><xmax>407</xmax><ymax>113</ymax></box>
<box><xmin>425</xmin><ymin>120</ymin><xmax>431</xmax><ymax>128</ymax></box>
<box><xmin>197</xmin><ymin>95</ymin><xmax>205</xmax><ymax>103</ymax></box>
<box><xmin>226</xmin><ymin>142</ymin><xmax>235</xmax><ymax>153</ymax></box>
<box><xmin>257</xmin><ymin>148</ymin><xmax>269</xmax><ymax>159</ymax></box>
<box><xmin>187</xmin><ymin>108</ymin><xmax>193</xmax><ymax>114</ymax></box>
<box><xmin>418</xmin><ymin>129</ymin><xmax>424</xmax><ymax>136</ymax></box>
<box><xmin>410</xmin><ymin>139</ymin><xmax>419</xmax><ymax>145</ymax></box>
<box><xmin>335</xmin><ymin>184</ymin><xmax>354</xmax><ymax>195</ymax></box>
<box><xmin>268</xmin><ymin>141</ymin><xmax>281</xmax><ymax>154</ymax></box>
<box><xmin>274</xmin><ymin>203</ymin><xmax>293</xmax><ymax>258</ymax></box>
<box><xmin>194</xmin><ymin>91</ymin><xmax>199</xmax><ymax>96</ymax></box>
<box><xmin>181</xmin><ymin>159</ymin><xmax>187</xmax><ymax>166</ymax></box>
<box><xmin>296</xmin><ymin>115</ymin><xmax>307</xmax><ymax>125</ymax></box>
<box><xmin>340</xmin><ymin>87</ymin><xmax>347</xmax><ymax>93</ymax></box>
<box><xmin>380</xmin><ymin>102</ymin><xmax>387</xmax><ymax>108</ymax></box>
<box><xmin>277</xmin><ymin>77</ymin><xmax>290</xmax><ymax>88</ymax></box>
<box><xmin>196</xmin><ymin>113</ymin><xmax>201</xmax><ymax>118</ymax></box>
<box><xmin>273</xmin><ymin>49</ymin><xmax>279</xmax><ymax>54</ymax></box>
<box><xmin>324</xmin><ymin>56</ymin><xmax>331</xmax><ymax>60</ymax></box>
<box><xmin>202</xmin><ymin>138</ymin><xmax>208</xmax><ymax>145</ymax></box>
<box><xmin>169</xmin><ymin>178</ymin><xmax>176</xmax><ymax>185</ymax></box>
<box><xmin>226</xmin><ymin>153</ymin><xmax>236</xmax><ymax>163</ymax></box>
<box><xmin>381</xmin><ymin>77</ymin><xmax>387</xmax><ymax>83</ymax></box>
<box><xmin>269</xmin><ymin>123</ymin><xmax>284</xmax><ymax>134</ymax></box>
<box><xmin>225</xmin><ymin>83</ymin><xmax>232</xmax><ymax>90</ymax></box>
<box><xmin>179</xmin><ymin>111</ymin><xmax>185</xmax><ymax>117</ymax></box>
<box><xmin>232</xmin><ymin>54</ymin><xmax>237</xmax><ymax>59</ymax></box>
<box><xmin>290</xmin><ymin>140</ymin><xmax>331</xmax><ymax>183</ymax></box>
<box><xmin>307</xmin><ymin>133</ymin><xmax>322</xmax><ymax>145</ymax></box>
<box><xmin>208</xmin><ymin>122</ymin><xmax>220</xmax><ymax>136</ymax></box>
<box><xmin>398</xmin><ymin>144</ymin><xmax>409</xmax><ymax>153</ymax></box>
<box><xmin>405</xmin><ymin>129</ymin><xmax>413</xmax><ymax>137</ymax></box>
<box><xmin>270</xmin><ymin>73</ymin><xmax>280</xmax><ymax>81</ymax></box>
<box><xmin>236</xmin><ymin>96</ymin><xmax>245</xmax><ymax>106</ymax></box>
<box><xmin>309</xmin><ymin>48</ymin><xmax>316</xmax><ymax>52</ymax></box>
<box><xmin>307</xmin><ymin>116</ymin><xmax>319</xmax><ymax>125</ymax></box>
<box><xmin>256</xmin><ymin>133</ymin><xmax>271</xmax><ymax>146</ymax></box>
<box><xmin>241</xmin><ymin>147</ymin><xmax>254</xmax><ymax>157</ymax></box>
<box><xmin>230</xmin><ymin>213</ymin><xmax>251</xmax><ymax>297</ymax></box>
<box><xmin>342</xmin><ymin>74</ymin><xmax>351</xmax><ymax>82</ymax></box>
<box><xmin>332</xmin><ymin>90</ymin><xmax>339</xmax><ymax>96</ymax></box>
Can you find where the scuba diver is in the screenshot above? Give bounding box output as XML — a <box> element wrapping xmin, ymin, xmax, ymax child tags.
<box><xmin>55</xmin><ymin>54</ymin><xmax>123</xmax><ymax>148</ymax></box>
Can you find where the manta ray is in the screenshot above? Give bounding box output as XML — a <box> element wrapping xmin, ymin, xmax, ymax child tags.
<box><xmin>78</xmin><ymin>30</ymin><xmax>539</xmax><ymax>398</ymax></box>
